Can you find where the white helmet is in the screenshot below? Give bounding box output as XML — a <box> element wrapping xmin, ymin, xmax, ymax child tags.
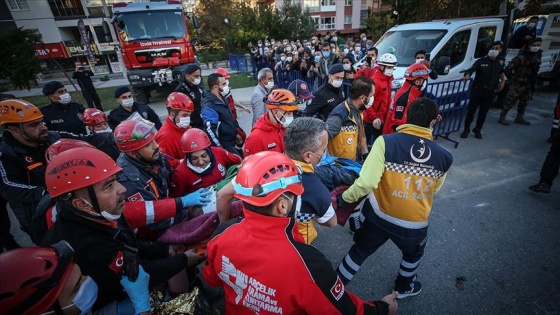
<box><xmin>378</xmin><ymin>53</ymin><xmax>398</xmax><ymax>67</ymax></box>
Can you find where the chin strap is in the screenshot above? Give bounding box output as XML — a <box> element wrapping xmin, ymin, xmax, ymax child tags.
<box><xmin>87</xmin><ymin>185</ymin><xmax>102</xmax><ymax>214</ymax></box>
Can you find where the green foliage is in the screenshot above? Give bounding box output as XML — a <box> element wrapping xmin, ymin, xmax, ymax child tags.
<box><xmin>388</xmin><ymin>0</ymin><xmax>504</xmax><ymax>24</ymax></box>
<box><xmin>522</xmin><ymin>0</ymin><xmax>560</xmax><ymax>15</ymax></box>
<box><xmin>366</xmin><ymin>13</ymin><xmax>395</xmax><ymax>42</ymax></box>
<box><xmin>100</xmin><ymin>75</ymin><xmax>110</xmax><ymax>81</ymax></box>
<box><xmin>197</xmin><ymin>49</ymin><xmax>229</xmax><ymax>63</ymax></box>
<box><xmin>0</xmin><ymin>28</ymin><xmax>42</xmax><ymax>90</ymax></box>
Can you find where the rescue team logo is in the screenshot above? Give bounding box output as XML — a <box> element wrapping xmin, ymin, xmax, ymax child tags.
<box><xmin>24</xmin><ymin>156</ymin><xmax>34</xmax><ymax>163</ymax></box>
<box><xmin>218</xmin><ymin>163</ymin><xmax>225</xmax><ymax>177</ymax></box>
<box><xmin>47</xmin><ymin>159</ymin><xmax>95</xmax><ymax>175</ymax></box>
<box><xmin>190</xmin><ymin>141</ymin><xmax>198</xmax><ymax>149</ymax></box>
<box><xmin>330</xmin><ymin>276</ymin><xmax>345</xmax><ymax>301</ymax></box>
<box><xmin>109</xmin><ymin>250</ymin><xmax>124</xmax><ymax>273</ymax></box>
<box><xmin>410</xmin><ymin>139</ymin><xmax>432</xmax><ymax>164</ymax></box>
<box><xmin>128</xmin><ymin>192</ymin><xmax>145</xmax><ymax>202</ymax></box>
<box><xmin>267</xmin><ymin>143</ymin><xmax>277</xmax><ymax>149</ymax></box>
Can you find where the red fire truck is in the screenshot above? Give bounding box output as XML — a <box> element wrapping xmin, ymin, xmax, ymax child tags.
<box><xmin>105</xmin><ymin>0</ymin><xmax>201</xmax><ymax>103</ymax></box>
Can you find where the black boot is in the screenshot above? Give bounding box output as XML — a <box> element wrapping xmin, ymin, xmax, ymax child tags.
<box><xmin>472</xmin><ymin>128</ymin><xmax>482</xmax><ymax>139</ymax></box>
<box><xmin>514</xmin><ymin>113</ymin><xmax>531</xmax><ymax>125</ymax></box>
<box><xmin>460</xmin><ymin>129</ymin><xmax>469</xmax><ymax>138</ymax></box>
<box><xmin>528</xmin><ymin>182</ymin><xmax>551</xmax><ymax>193</ymax></box>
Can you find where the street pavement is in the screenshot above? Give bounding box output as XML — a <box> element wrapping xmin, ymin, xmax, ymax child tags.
<box><xmin>5</xmin><ymin>79</ymin><xmax>560</xmax><ymax>314</ymax></box>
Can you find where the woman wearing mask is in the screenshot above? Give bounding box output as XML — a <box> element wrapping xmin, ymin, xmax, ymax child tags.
<box><xmin>343</xmin><ymin>56</ymin><xmax>356</xmax><ymax>84</ymax></box>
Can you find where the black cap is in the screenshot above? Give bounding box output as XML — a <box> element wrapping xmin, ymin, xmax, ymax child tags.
<box><xmin>328</xmin><ymin>63</ymin><xmax>345</xmax><ymax>75</ymax></box>
<box><xmin>489</xmin><ymin>41</ymin><xmax>503</xmax><ymax>49</ymax></box>
<box><xmin>114</xmin><ymin>86</ymin><xmax>130</xmax><ymax>98</ymax></box>
<box><xmin>42</xmin><ymin>81</ymin><xmax>65</xmax><ymax>96</ymax></box>
<box><xmin>184</xmin><ymin>64</ymin><xmax>201</xmax><ymax>75</ymax></box>
<box><xmin>528</xmin><ymin>37</ymin><xmax>543</xmax><ymax>46</ymax></box>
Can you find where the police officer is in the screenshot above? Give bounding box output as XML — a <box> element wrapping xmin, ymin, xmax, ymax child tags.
<box><xmin>461</xmin><ymin>41</ymin><xmax>506</xmax><ymax>139</ymax></box>
<box><xmin>72</xmin><ymin>61</ymin><xmax>103</xmax><ymax>110</ymax></box>
<box><xmin>107</xmin><ymin>86</ymin><xmax>162</xmax><ymax>130</ymax></box>
<box><xmin>175</xmin><ymin>64</ymin><xmax>205</xmax><ymax>129</ymax></box>
<box><xmin>41</xmin><ymin>81</ymin><xmax>87</xmax><ymax>135</ymax></box>
<box><xmin>306</xmin><ymin>63</ymin><xmax>346</xmax><ymax>121</ymax></box>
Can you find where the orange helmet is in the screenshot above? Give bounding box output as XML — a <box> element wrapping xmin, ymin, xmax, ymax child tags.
<box><xmin>166</xmin><ymin>92</ymin><xmax>195</xmax><ymax>112</ymax></box>
<box><xmin>0</xmin><ymin>241</ymin><xmax>74</xmax><ymax>314</ymax></box>
<box><xmin>113</xmin><ymin>119</ymin><xmax>157</xmax><ymax>152</ymax></box>
<box><xmin>46</xmin><ymin>147</ymin><xmax>122</xmax><ymax>198</ymax></box>
<box><xmin>233</xmin><ymin>151</ymin><xmax>303</xmax><ymax>207</ymax></box>
<box><xmin>404</xmin><ymin>63</ymin><xmax>430</xmax><ymax>80</ymax></box>
<box><xmin>214</xmin><ymin>67</ymin><xmax>230</xmax><ymax>79</ymax></box>
<box><xmin>82</xmin><ymin>108</ymin><xmax>108</xmax><ymax>127</ymax></box>
<box><xmin>264</xmin><ymin>89</ymin><xmax>298</xmax><ymax>112</ymax></box>
<box><xmin>181</xmin><ymin>128</ymin><xmax>211</xmax><ymax>153</ymax></box>
<box><xmin>46</xmin><ymin>139</ymin><xmax>95</xmax><ymax>163</ymax></box>
<box><xmin>0</xmin><ymin>99</ymin><xmax>43</xmax><ymax>125</ymax></box>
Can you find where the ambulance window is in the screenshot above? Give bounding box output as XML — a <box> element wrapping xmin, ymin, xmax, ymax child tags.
<box><xmin>474</xmin><ymin>27</ymin><xmax>497</xmax><ymax>59</ymax></box>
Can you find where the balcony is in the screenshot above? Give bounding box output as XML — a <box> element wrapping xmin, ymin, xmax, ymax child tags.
<box><xmin>48</xmin><ymin>0</ymin><xmax>86</xmax><ymax>19</ymax></box>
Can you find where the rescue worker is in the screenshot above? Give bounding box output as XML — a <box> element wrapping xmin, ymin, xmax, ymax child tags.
<box><xmin>41</xmin><ymin>80</ymin><xmax>87</xmax><ymax>135</ymax></box>
<box><xmin>251</xmin><ymin>68</ymin><xmax>274</xmax><ymax>125</ymax></box>
<box><xmin>82</xmin><ymin>108</ymin><xmax>120</xmax><ymax>160</ymax></box>
<box><xmin>461</xmin><ymin>41</ymin><xmax>506</xmax><ymax>139</ymax></box>
<box><xmin>202</xmin><ymin>151</ymin><xmax>398</xmax><ymax>315</ymax></box>
<box><xmin>325</xmin><ymin>76</ymin><xmax>373</xmax><ymax>161</ymax></box>
<box><xmin>306</xmin><ymin>63</ymin><xmax>346</xmax><ymax>120</ymax></box>
<box><xmin>175</xmin><ymin>64</ymin><xmax>205</xmax><ymax>129</ymax></box>
<box><xmin>155</xmin><ymin>92</ymin><xmax>194</xmax><ymax>169</ymax></box>
<box><xmin>108</xmin><ymin>86</ymin><xmax>162</xmax><ymax>130</ymax></box>
<box><xmin>170</xmin><ymin>128</ymin><xmax>242</xmax><ymax>197</ymax></box>
<box><xmin>114</xmin><ymin>118</ymin><xmax>212</xmax><ymax>234</ymax></box>
<box><xmin>384</xmin><ymin>63</ymin><xmax>431</xmax><ymax>134</ymax></box>
<box><xmin>364</xmin><ymin>53</ymin><xmax>397</xmax><ymax>145</ymax></box>
<box><xmin>284</xmin><ymin>117</ymin><xmax>337</xmax><ymax>244</ymax></box>
<box><xmin>244</xmin><ymin>89</ymin><xmax>298</xmax><ymax>156</ymax></box>
<box><xmin>499</xmin><ymin>37</ymin><xmax>542</xmax><ymax>126</ymax></box>
<box><xmin>287</xmin><ymin>79</ymin><xmax>314</xmax><ymax>118</ymax></box>
<box><xmin>336</xmin><ymin>97</ymin><xmax>453</xmax><ymax>299</ymax></box>
<box><xmin>215</xmin><ymin>67</ymin><xmax>249</xmax><ymax>151</ymax></box>
<box><xmin>201</xmin><ymin>73</ymin><xmax>243</xmax><ymax>155</ymax></box>
<box><xmin>41</xmin><ymin>147</ymin><xmax>203</xmax><ymax>313</ymax></box>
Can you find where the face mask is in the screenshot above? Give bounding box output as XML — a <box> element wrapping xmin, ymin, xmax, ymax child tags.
<box><xmin>192</xmin><ymin>77</ymin><xmax>201</xmax><ymax>85</ymax></box>
<box><xmin>225</xmin><ymin>80</ymin><xmax>230</xmax><ymax>86</ymax></box>
<box><xmin>355</xmin><ymin>46</ymin><xmax>361</xmax><ymax>52</ymax></box>
<box><xmin>101</xmin><ymin>211</ymin><xmax>121</xmax><ymax>221</ymax></box>
<box><xmin>177</xmin><ymin>116</ymin><xmax>190</xmax><ymax>128</ymax></box>
<box><xmin>121</xmin><ymin>98</ymin><xmax>134</xmax><ymax>107</ymax></box>
<box><xmin>420</xmin><ymin>80</ymin><xmax>427</xmax><ymax>91</ymax></box>
<box><xmin>366</xmin><ymin>95</ymin><xmax>374</xmax><ymax>109</ymax></box>
<box><xmin>331</xmin><ymin>79</ymin><xmax>343</xmax><ymax>88</ymax></box>
<box><xmin>280</xmin><ymin>56</ymin><xmax>286</xmax><ymax>61</ymax></box>
<box><xmin>187</xmin><ymin>159</ymin><xmax>211</xmax><ymax>173</ymax></box>
<box><xmin>530</xmin><ymin>46</ymin><xmax>541</xmax><ymax>52</ymax></box>
<box><xmin>298</xmin><ymin>100</ymin><xmax>308</xmax><ymax>112</ymax></box>
<box><xmin>343</xmin><ymin>48</ymin><xmax>349</xmax><ymax>55</ymax></box>
<box><xmin>311</xmin><ymin>39</ymin><xmax>316</xmax><ymax>44</ymax></box>
<box><xmin>281</xmin><ymin>115</ymin><xmax>294</xmax><ymax>128</ymax></box>
<box><xmin>265</xmin><ymin>81</ymin><xmax>274</xmax><ymax>90</ymax></box>
<box><xmin>322</xmin><ymin>51</ymin><xmax>331</xmax><ymax>58</ymax></box>
<box><xmin>258</xmin><ymin>43</ymin><xmax>262</xmax><ymax>47</ymax></box>
<box><xmin>416</xmin><ymin>58</ymin><xmax>425</xmax><ymax>64</ymax></box>
<box><xmin>221</xmin><ymin>85</ymin><xmax>230</xmax><ymax>96</ymax></box>
<box><xmin>384</xmin><ymin>67</ymin><xmax>394</xmax><ymax>76</ymax></box>
<box><xmin>362</xmin><ymin>36</ymin><xmax>367</xmax><ymax>41</ymax></box>
<box><xmin>314</xmin><ymin>56</ymin><xmax>321</xmax><ymax>62</ymax></box>
<box><xmin>59</xmin><ymin>93</ymin><xmax>71</xmax><ymax>104</ymax></box>
<box><xmin>286</xmin><ymin>57</ymin><xmax>292</xmax><ymax>62</ymax></box>
<box><xmin>366</xmin><ymin>44</ymin><xmax>372</xmax><ymax>49</ymax></box>
<box><xmin>96</xmin><ymin>127</ymin><xmax>112</xmax><ymax>134</ymax></box>
<box><xmin>488</xmin><ymin>50</ymin><xmax>499</xmax><ymax>58</ymax></box>
<box><xmin>331</xmin><ymin>49</ymin><xmax>336</xmax><ymax>54</ymax></box>
<box><xmin>286</xmin><ymin>47</ymin><xmax>292</xmax><ymax>52</ymax></box>
<box><xmin>332</xmin><ymin>37</ymin><xmax>338</xmax><ymax>42</ymax></box>
<box><xmin>527</xmin><ymin>22</ymin><xmax>536</xmax><ymax>28</ymax></box>
<box><xmin>343</xmin><ymin>64</ymin><xmax>351</xmax><ymax>71</ymax></box>
<box><xmin>68</xmin><ymin>276</ymin><xmax>98</xmax><ymax>314</ymax></box>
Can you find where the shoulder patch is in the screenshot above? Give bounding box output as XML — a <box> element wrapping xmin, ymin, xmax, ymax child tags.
<box><xmin>330</xmin><ymin>276</ymin><xmax>345</xmax><ymax>301</ymax></box>
<box><xmin>128</xmin><ymin>192</ymin><xmax>144</xmax><ymax>202</ymax></box>
<box><xmin>108</xmin><ymin>250</ymin><xmax>124</xmax><ymax>273</ymax></box>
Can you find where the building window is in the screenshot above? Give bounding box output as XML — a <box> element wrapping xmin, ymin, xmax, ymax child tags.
<box><xmin>6</xmin><ymin>0</ymin><xmax>29</xmax><ymax>11</ymax></box>
<box><xmin>48</xmin><ymin>0</ymin><xmax>85</xmax><ymax>18</ymax></box>
<box><xmin>344</xmin><ymin>15</ymin><xmax>352</xmax><ymax>24</ymax></box>
<box><xmin>345</xmin><ymin>0</ymin><xmax>352</xmax><ymax>5</ymax></box>
<box><xmin>303</xmin><ymin>0</ymin><xmax>320</xmax><ymax>12</ymax></box>
<box><xmin>319</xmin><ymin>16</ymin><xmax>335</xmax><ymax>30</ymax></box>
<box><xmin>321</xmin><ymin>0</ymin><xmax>335</xmax><ymax>6</ymax></box>
<box><xmin>360</xmin><ymin>10</ymin><xmax>368</xmax><ymax>27</ymax></box>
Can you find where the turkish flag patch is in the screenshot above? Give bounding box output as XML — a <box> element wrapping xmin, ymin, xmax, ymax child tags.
<box><xmin>109</xmin><ymin>250</ymin><xmax>124</xmax><ymax>273</ymax></box>
<box><xmin>330</xmin><ymin>276</ymin><xmax>345</xmax><ymax>301</ymax></box>
<box><xmin>128</xmin><ymin>192</ymin><xmax>144</xmax><ymax>202</ymax></box>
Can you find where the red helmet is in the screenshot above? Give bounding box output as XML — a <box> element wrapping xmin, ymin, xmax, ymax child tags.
<box><xmin>181</xmin><ymin>128</ymin><xmax>211</xmax><ymax>153</ymax></box>
<box><xmin>46</xmin><ymin>147</ymin><xmax>122</xmax><ymax>198</ymax></box>
<box><xmin>82</xmin><ymin>108</ymin><xmax>108</xmax><ymax>127</ymax></box>
<box><xmin>46</xmin><ymin>139</ymin><xmax>95</xmax><ymax>163</ymax></box>
<box><xmin>265</xmin><ymin>89</ymin><xmax>298</xmax><ymax>112</ymax></box>
<box><xmin>233</xmin><ymin>151</ymin><xmax>303</xmax><ymax>207</ymax></box>
<box><xmin>215</xmin><ymin>67</ymin><xmax>230</xmax><ymax>79</ymax></box>
<box><xmin>113</xmin><ymin>119</ymin><xmax>157</xmax><ymax>152</ymax></box>
<box><xmin>404</xmin><ymin>63</ymin><xmax>430</xmax><ymax>80</ymax></box>
<box><xmin>0</xmin><ymin>99</ymin><xmax>43</xmax><ymax>125</ymax></box>
<box><xmin>0</xmin><ymin>241</ymin><xmax>74</xmax><ymax>314</ymax></box>
<box><xmin>166</xmin><ymin>92</ymin><xmax>194</xmax><ymax>112</ymax></box>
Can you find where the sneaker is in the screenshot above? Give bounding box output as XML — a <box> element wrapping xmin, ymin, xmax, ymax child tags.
<box><xmin>348</xmin><ymin>211</ymin><xmax>361</xmax><ymax>234</ymax></box>
<box><xmin>396</xmin><ymin>281</ymin><xmax>423</xmax><ymax>299</ymax></box>
<box><xmin>528</xmin><ymin>182</ymin><xmax>551</xmax><ymax>193</ymax></box>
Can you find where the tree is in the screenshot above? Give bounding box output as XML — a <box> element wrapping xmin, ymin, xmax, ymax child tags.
<box><xmin>273</xmin><ymin>0</ymin><xmax>316</xmax><ymax>41</ymax></box>
<box><xmin>366</xmin><ymin>12</ymin><xmax>395</xmax><ymax>42</ymax></box>
<box><xmin>0</xmin><ymin>28</ymin><xmax>41</xmax><ymax>90</ymax></box>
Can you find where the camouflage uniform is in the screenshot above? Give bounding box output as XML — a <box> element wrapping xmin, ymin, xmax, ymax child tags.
<box><xmin>500</xmin><ymin>48</ymin><xmax>541</xmax><ymax>124</ymax></box>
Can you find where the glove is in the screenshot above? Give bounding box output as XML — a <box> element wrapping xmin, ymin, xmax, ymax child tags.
<box><xmin>372</xmin><ymin>118</ymin><xmax>382</xmax><ymax>130</ymax></box>
<box><xmin>336</xmin><ymin>194</ymin><xmax>350</xmax><ymax>210</ymax></box>
<box><xmin>181</xmin><ymin>188</ymin><xmax>212</xmax><ymax>208</ymax></box>
<box><xmin>120</xmin><ymin>265</ymin><xmax>150</xmax><ymax>314</ymax></box>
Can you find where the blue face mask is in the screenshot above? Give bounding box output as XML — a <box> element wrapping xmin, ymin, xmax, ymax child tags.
<box><xmin>322</xmin><ymin>51</ymin><xmax>331</xmax><ymax>58</ymax></box>
<box><xmin>67</xmin><ymin>276</ymin><xmax>98</xmax><ymax>314</ymax></box>
<box><xmin>314</xmin><ymin>56</ymin><xmax>321</xmax><ymax>62</ymax></box>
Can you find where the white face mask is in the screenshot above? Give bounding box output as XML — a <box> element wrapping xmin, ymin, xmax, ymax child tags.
<box><xmin>67</xmin><ymin>276</ymin><xmax>98</xmax><ymax>314</ymax></box>
<box><xmin>384</xmin><ymin>67</ymin><xmax>394</xmax><ymax>76</ymax></box>
<box><xmin>343</xmin><ymin>64</ymin><xmax>351</xmax><ymax>71</ymax></box>
<box><xmin>343</xmin><ymin>48</ymin><xmax>349</xmax><ymax>55</ymax></box>
<box><xmin>121</xmin><ymin>98</ymin><xmax>134</xmax><ymax>107</ymax></box>
<box><xmin>331</xmin><ymin>79</ymin><xmax>343</xmax><ymax>88</ymax></box>
<box><xmin>96</xmin><ymin>127</ymin><xmax>113</xmax><ymax>134</ymax></box>
<box><xmin>488</xmin><ymin>50</ymin><xmax>499</xmax><ymax>58</ymax></box>
<box><xmin>265</xmin><ymin>81</ymin><xmax>274</xmax><ymax>90</ymax></box>
<box><xmin>332</xmin><ymin>37</ymin><xmax>338</xmax><ymax>42</ymax></box>
<box><xmin>366</xmin><ymin>96</ymin><xmax>374</xmax><ymax>109</ymax></box>
<box><xmin>416</xmin><ymin>58</ymin><xmax>425</xmax><ymax>64</ymax></box>
<box><xmin>298</xmin><ymin>100</ymin><xmax>310</xmax><ymax>112</ymax></box>
<box><xmin>192</xmin><ymin>77</ymin><xmax>201</xmax><ymax>85</ymax></box>
<box><xmin>530</xmin><ymin>46</ymin><xmax>541</xmax><ymax>52</ymax></box>
<box><xmin>286</xmin><ymin>56</ymin><xmax>293</xmax><ymax>62</ymax></box>
<box><xmin>177</xmin><ymin>116</ymin><xmax>190</xmax><ymax>128</ymax></box>
<box><xmin>421</xmin><ymin>80</ymin><xmax>427</xmax><ymax>91</ymax></box>
<box><xmin>280</xmin><ymin>56</ymin><xmax>286</xmax><ymax>61</ymax></box>
<box><xmin>59</xmin><ymin>93</ymin><xmax>72</xmax><ymax>104</ymax></box>
<box><xmin>281</xmin><ymin>115</ymin><xmax>294</xmax><ymax>128</ymax></box>
<box><xmin>221</xmin><ymin>85</ymin><xmax>230</xmax><ymax>96</ymax></box>
<box><xmin>81</xmin><ymin>197</ymin><xmax>121</xmax><ymax>221</ymax></box>
<box><xmin>355</xmin><ymin>46</ymin><xmax>361</xmax><ymax>52</ymax></box>
<box><xmin>187</xmin><ymin>159</ymin><xmax>211</xmax><ymax>173</ymax></box>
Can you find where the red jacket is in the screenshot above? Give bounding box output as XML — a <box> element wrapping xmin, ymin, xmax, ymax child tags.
<box><xmin>354</xmin><ymin>66</ymin><xmax>375</xmax><ymax>79</ymax></box>
<box><xmin>243</xmin><ymin>113</ymin><xmax>285</xmax><ymax>157</ymax></box>
<box><xmin>383</xmin><ymin>81</ymin><xmax>422</xmax><ymax>134</ymax></box>
<box><xmin>363</xmin><ymin>67</ymin><xmax>393</xmax><ymax>124</ymax></box>
<box><xmin>155</xmin><ymin>117</ymin><xmax>189</xmax><ymax>169</ymax></box>
<box><xmin>169</xmin><ymin>147</ymin><xmax>242</xmax><ymax>197</ymax></box>
<box><xmin>203</xmin><ymin>209</ymin><xmax>388</xmax><ymax>315</ymax></box>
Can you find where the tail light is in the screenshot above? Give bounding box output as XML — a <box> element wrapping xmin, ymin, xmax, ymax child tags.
<box><xmin>137</xmin><ymin>56</ymin><xmax>147</xmax><ymax>62</ymax></box>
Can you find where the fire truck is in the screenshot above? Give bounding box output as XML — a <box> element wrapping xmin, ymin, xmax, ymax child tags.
<box><xmin>103</xmin><ymin>0</ymin><xmax>201</xmax><ymax>103</ymax></box>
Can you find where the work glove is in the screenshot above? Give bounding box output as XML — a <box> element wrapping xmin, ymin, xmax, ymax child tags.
<box><xmin>336</xmin><ymin>194</ymin><xmax>350</xmax><ymax>210</ymax></box>
<box><xmin>372</xmin><ymin>118</ymin><xmax>382</xmax><ymax>130</ymax></box>
<box><xmin>181</xmin><ymin>188</ymin><xmax>212</xmax><ymax>208</ymax></box>
<box><xmin>120</xmin><ymin>265</ymin><xmax>150</xmax><ymax>314</ymax></box>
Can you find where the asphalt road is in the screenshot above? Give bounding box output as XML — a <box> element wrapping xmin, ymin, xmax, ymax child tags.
<box><xmin>7</xmin><ymin>86</ymin><xmax>559</xmax><ymax>314</ymax></box>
